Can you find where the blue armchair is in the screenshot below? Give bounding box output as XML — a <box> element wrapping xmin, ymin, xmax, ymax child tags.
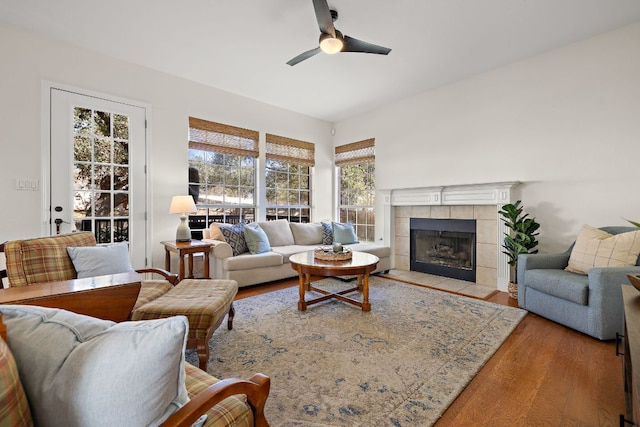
<box><xmin>517</xmin><ymin>226</ymin><xmax>640</xmax><ymax>340</ymax></box>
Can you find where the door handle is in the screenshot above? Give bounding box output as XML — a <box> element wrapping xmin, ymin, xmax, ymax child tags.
<box><xmin>52</xmin><ymin>206</ymin><xmax>69</xmax><ymax>234</ymax></box>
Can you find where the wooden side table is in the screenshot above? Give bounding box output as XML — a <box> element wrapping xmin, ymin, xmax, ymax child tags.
<box><xmin>161</xmin><ymin>240</ymin><xmax>212</xmax><ymax>280</ymax></box>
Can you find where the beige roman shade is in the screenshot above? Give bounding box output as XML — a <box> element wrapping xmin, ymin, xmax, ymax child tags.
<box><xmin>189</xmin><ymin>117</ymin><xmax>259</xmax><ymax>158</ymax></box>
<box><xmin>335</xmin><ymin>138</ymin><xmax>375</xmax><ymax>166</ymax></box>
<box><xmin>266</xmin><ymin>133</ymin><xmax>315</xmax><ymax>166</ymax></box>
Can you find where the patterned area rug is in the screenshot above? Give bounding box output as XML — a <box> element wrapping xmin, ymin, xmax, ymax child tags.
<box><xmin>185</xmin><ymin>276</ymin><xmax>526</xmax><ymax>426</ymax></box>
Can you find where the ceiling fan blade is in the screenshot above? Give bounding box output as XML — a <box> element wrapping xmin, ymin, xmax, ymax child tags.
<box><xmin>287</xmin><ymin>47</ymin><xmax>322</xmax><ymax>66</ymax></box>
<box><xmin>342</xmin><ymin>35</ymin><xmax>392</xmax><ymax>55</ymax></box>
<box><xmin>312</xmin><ymin>0</ymin><xmax>336</xmax><ymax>37</ymax></box>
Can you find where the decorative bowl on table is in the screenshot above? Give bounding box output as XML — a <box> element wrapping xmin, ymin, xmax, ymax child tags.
<box><xmin>314</xmin><ymin>247</ymin><xmax>352</xmax><ymax>261</ymax></box>
<box><xmin>628</xmin><ymin>274</ymin><xmax>640</xmax><ymax>292</ymax></box>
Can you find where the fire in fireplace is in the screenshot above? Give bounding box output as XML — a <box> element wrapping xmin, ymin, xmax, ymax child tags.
<box><xmin>410</xmin><ymin>218</ymin><xmax>476</xmax><ymax>282</ymax></box>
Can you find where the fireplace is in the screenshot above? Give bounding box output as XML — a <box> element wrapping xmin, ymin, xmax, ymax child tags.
<box><xmin>410</xmin><ymin>218</ymin><xmax>476</xmax><ymax>282</ymax></box>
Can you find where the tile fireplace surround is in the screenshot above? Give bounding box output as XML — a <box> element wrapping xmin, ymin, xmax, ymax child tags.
<box><xmin>379</xmin><ymin>182</ymin><xmax>519</xmax><ymax>292</ymax></box>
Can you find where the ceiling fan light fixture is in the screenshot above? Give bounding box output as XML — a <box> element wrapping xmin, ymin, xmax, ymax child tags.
<box><xmin>319</xmin><ymin>33</ymin><xmax>343</xmax><ymax>54</ymax></box>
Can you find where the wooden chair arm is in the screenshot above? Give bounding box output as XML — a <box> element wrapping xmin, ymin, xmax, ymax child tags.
<box><xmin>1</xmin><ymin>241</ymin><xmax>7</xmax><ymax>286</ymax></box>
<box><xmin>161</xmin><ymin>373</ymin><xmax>271</xmax><ymax>427</ymax></box>
<box><xmin>136</xmin><ymin>268</ymin><xmax>179</xmax><ymax>285</ymax></box>
<box><xmin>0</xmin><ymin>314</ymin><xmax>6</xmax><ymax>342</ymax></box>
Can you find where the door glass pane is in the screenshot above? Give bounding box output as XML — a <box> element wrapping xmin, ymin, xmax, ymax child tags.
<box><xmin>74</xmin><ymin>136</ymin><xmax>91</xmax><ymax>162</ymax></box>
<box><xmin>95</xmin><ymin>138</ymin><xmax>111</xmax><ymax>163</ymax></box>
<box><xmin>113</xmin><ymin>114</ymin><xmax>129</xmax><ymax>139</ymax></box>
<box><xmin>93</xmin><ymin>111</ymin><xmax>111</xmax><ymax>137</ymax></box>
<box><xmin>113</xmin><ymin>166</ymin><xmax>129</xmax><ymax>190</ymax></box>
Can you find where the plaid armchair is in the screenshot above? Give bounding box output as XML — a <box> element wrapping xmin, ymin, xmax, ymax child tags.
<box><xmin>0</xmin><ymin>232</ymin><xmax>270</xmax><ymax>426</ymax></box>
<box><xmin>2</xmin><ymin>231</ymin><xmax>175</xmax><ymax>308</ymax></box>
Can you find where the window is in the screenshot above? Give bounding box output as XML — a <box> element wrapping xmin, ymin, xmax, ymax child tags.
<box><xmin>265</xmin><ymin>133</ymin><xmax>314</xmax><ymax>223</ymax></box>
<box><xmin>336</xmin><ymin>139</ymin><xmax>376</xmax><ymax>242</ymax></box>
<box><xmin>188</xmin><ymin>118</ymin><xmax>258</xmax><ymax>236</ymax></box>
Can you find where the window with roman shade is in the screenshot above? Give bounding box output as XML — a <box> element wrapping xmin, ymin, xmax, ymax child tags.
<box><xmin>335</xmin><ymin>138</ymin><xmax>376</xmax><ymax>242</ymax></box>
<box><xmin>188</xmin><ymin>117</ymin><xmax>258</xmax><ymax>235</ymax></box>
<box><xmin>265</xmin><ymin>133</ymin><xmax>315</xmax><ymax>223</ymax></box>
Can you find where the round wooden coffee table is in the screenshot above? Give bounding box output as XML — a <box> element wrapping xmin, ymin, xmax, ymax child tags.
<box><xmin>289</xmin><ymin>251</ymin><xmax>379</xmax><ymax>312</ymax></box>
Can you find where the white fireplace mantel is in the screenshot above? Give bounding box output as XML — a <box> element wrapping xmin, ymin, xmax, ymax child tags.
<box><xmin>378</xmin><ymin>182</ymin><xmax>521</xmax><ymax>292</ymax></box>
<box><xmin>383</xmin><ymin>181</ymin><xmax>520</xmax><ymax>207</ymax></box>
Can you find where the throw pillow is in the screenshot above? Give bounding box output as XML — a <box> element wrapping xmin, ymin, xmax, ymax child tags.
<box><xmin>0</xmin><ymin>338</ymin><xmax>33</xmax><ymax>427</ymax></box>
<box><xmin>566</xmin><ymin>225</ymin><xmax>640</xmax><ymax>275</ymax></box>
<box><xmin>332</xmin><ymin>222</ymin><xmax>359</xmax><ymax>245</ymax></box>
<box><xmin>244</xmin><ymin>223</ymin><xmax>271</xmax><ymax>254</ymax></box>
<box><xmin>0</xmin><ymin>305</ymin><xmax>189</xmax><ymax>427</ymax></box>
<box><xmin>67</xmin><ymin>242</ymin><xmax>134</xmax><ymax>278</ymax></box>
<box><xmin>290</xmin><ymin>222</ymin><xmax>323</xmax><ymax>246</ymax></box>
<box><xmin>219</xmin><ymin>223</ymin><xmax>248</xmax><ymax>256</ymax></box>
<box><xmin>256</xmin><ymin>219</ymin><xmax>295</xmax><ymax>247</ymax></box>
<box><xmin>321</xmin><ymin>221</ymin><xmax>333</xmax><ymax>245</ymax></box>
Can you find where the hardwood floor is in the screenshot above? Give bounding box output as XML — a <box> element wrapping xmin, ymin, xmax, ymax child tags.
<box><xmin>236</xmin><ymin>278</ymin><xmax>625</xmax><ymax>427</ymax></box>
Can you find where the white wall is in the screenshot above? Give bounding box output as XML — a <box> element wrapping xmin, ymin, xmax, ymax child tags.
<box><xmin>334</xmin><ymin>22</ymin><xmax>640</xmax><ymax>254</ymax></box>
<box><xmin>3</xmin><ymin>20</ymin><xmax>639</xmax><ymax>271</ymax></box>
<box><xmin>0</xmin><ymin>23</ymin><xmax>333</xmax><ymax>269</ymax></box>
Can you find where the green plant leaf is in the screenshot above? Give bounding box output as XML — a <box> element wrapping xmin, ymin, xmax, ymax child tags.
<box><xmin>625</xmin><ymin>218</ymin><xmax>640</xmax><ymax>228</ymax></box>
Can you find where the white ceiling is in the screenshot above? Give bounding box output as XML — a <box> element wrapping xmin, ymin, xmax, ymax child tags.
<box><xmin>2</xmin><ymin>0</ymin><xmax>640</xmax><ymax>122</ymax></box>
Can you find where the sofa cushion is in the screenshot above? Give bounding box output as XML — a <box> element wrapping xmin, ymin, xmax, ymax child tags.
<box><xmin>290</xmin><ymin>222</ymin><xmax>323</xmax><ymax>246</ymax></box>
<box><xmin>257</xmin><ymin>219</ymin><xmax>295</xmax><ymax>247</ymax></box>
<box><xmin>0</xmin><ymin>338</ymin><xmax>33</xmax><ymax>427</ymax></box>
<box><xmin>0</xmin><ymin>305</ymin><xmax>189</xmax><ymax>427</ymax></box>
<box><xmin>566</xmin><ymin>225</ymin><xmax>640</xmax><ymax>275</ymax></box>
<box><xmin>321</xmin><ymin>222</ymin><xmax>333</xmax><ymax>245</ymax></box>
<box><xmin>244</xmin><ymin>223</ymin><xmax>271</xmax><ymax>254</ymax></box>
<box><xmin>219</xmin><ymin>223</ymin><xmax>248</xmax><ymax>256</ymax></box>
<box><xmin>332</xmin><ymin>222</ymin><xmax>359</xmax><ymax>244</ymax></box>
<box><xmin>271</xmin><ymin>245</ymin><xmax>318</xmax><ymax>263</ymax></box>
<box><xmin>66</xmin><ymin>242</ymin><xmax>134</xmax><ymax>278</ymax></box>
<box><xmin>525</xmin><ymin>269</ymin><xmax>590</xmax><ymax>305</ymax></box>
<box><xmin>224</xmin><ymin>251</ymin><xmax>284</xmax><ymax>271</ymax></box>
<box><xmin>346</xmin><ymin>242</ymin><xmax>391</xmax><ymax>259</ymax></box>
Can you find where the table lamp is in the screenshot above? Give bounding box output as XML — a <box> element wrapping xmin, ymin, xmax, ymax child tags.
<box><xmin>169</xmin><ymin>195</ymin><xmax>197</xmax><ymax>242</ymax></box>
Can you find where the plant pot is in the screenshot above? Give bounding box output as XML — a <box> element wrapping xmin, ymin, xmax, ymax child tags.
<box><xmin>507</xmin><ymin>282</ymin><xmax>518</xmax><ymax>300</ymax></box>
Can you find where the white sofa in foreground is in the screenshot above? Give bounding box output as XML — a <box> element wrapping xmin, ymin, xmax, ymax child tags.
<box><xmin>202</xmin><ymin>219</ymin><xmax>391</xmax><ymax>288</ymax></box>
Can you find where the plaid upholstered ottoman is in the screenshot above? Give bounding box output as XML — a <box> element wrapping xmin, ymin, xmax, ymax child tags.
<box><xmin>132</xmin><ymin>279</ymin><xmax>238</xmax><ymax>370</ymax></box>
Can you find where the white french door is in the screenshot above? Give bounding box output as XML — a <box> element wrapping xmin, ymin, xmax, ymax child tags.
<box><xmin>49</xmin><ymin>88</ymin><xmax>147</xmax><ymax>268</ymax></box>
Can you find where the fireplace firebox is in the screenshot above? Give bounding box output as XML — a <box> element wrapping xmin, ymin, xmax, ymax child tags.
<box><xmin>410</xmin><ymin>218</ymin><xmax>476</xmax><ymax>282</ymax></box>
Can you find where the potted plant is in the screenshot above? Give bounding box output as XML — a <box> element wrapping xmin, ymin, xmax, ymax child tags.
<box><xmin>499</xmin><ymin>200</ymin><xmax>541</xmax><ymax>299</ymax></box>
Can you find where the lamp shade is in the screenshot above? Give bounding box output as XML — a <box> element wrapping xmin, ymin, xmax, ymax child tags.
<box><xmin>169</xmin><ymin>196</ymin><xmax>197</xmax><ymax>214</ymax></box>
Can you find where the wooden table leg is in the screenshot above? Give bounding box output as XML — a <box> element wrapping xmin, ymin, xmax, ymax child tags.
<box><xmin>178</xmin><ymin>255</ymin><xmax>185</xmax><ymax>281</ymax></box>
<box><xmin>362</xmin><ymin>273</ymin><xmax>371</xmax><ymax>312</ymax></box>
<box><xmin>298</xmin><ymin>270</ymin><xmax>307</xmax><ymax>311</ymax></box>
<box><xmin>187</xmin><ymin>254</ymin><xmax>194</xmax><ymax>278</ymax></box>
<box><xmin>203</xmin><ymin>251</ymin><xmax>210</xmax><ymax>279</ymax></box>
<box><xmin>164</xmin><ymin>248</ymin><xmax>171</xmax><ymax>271</ymax></box>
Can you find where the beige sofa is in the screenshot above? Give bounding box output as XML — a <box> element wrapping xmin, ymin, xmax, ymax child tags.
<box><xmin>202</xmin><ymin>219</ymin><xmax>391</xmax><ymax>288</ymax></box>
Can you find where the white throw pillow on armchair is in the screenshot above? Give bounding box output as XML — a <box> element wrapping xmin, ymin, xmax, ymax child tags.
<box><xmin>0</xmin><ymin>305</ymin><xmax>189</xmax><ymax>427</ymax></box>
<box><xmin>66</xmin><ymin>242</ymin><xmax>134</xmax><ymax>278</ymax></box>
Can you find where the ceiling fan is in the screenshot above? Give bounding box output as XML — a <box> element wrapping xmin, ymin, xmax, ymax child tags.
<box><xmin>287</xmin><ymin>0</ymin><xmax>392</xmax><ymax>66</ymax></box>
